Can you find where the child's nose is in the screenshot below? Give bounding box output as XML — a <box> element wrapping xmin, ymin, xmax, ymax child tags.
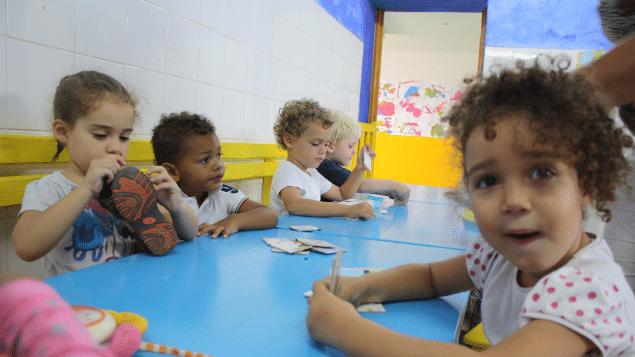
<box><xmin>106</xmin><ymin>139</ymin><xmax>122</xmax><ymax>156</ymax></box>
<box><xmin>502</xmin><ymin>182</ymin><xmax>531</xmax><ymax>213</ymax></box>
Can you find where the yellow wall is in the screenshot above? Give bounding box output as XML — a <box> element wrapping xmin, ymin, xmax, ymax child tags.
<box><xmin>373</xmin><ymin>132</ymin><xmax>462</xmax><ymax>188</ymax></box>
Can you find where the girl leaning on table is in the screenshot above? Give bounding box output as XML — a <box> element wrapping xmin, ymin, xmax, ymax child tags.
<box><xmin>306</xmin><ymin>58</ymin><xmax>635</xmax><ymax>357</ymax></box>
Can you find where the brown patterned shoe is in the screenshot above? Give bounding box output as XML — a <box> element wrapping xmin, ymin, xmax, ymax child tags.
<box><xmin>98</xmin><ymin>167</ymin><xmax>177</xmax><ymax>256</ymax></box>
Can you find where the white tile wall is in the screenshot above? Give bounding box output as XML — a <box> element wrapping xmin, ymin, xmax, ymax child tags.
<box><xmin>0</xmin><ymin>0</ymin><xmax>364</xmax><ymax>140</ymax></box>
<box><xmin>76</xmin><ymin>0</ymin><xmax>128</xmax><ymax>63</ymax></box>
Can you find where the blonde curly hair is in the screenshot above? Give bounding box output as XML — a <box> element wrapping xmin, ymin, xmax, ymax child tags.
<box><xmin>273</xmin><ymin>98</ymin><xmax>333</xmax><ymax>149</ymax></box>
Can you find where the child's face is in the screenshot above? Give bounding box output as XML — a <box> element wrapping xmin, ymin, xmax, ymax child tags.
<box><xmin>327</xmin><ymin>132</ymin><xmax>359</xmax><ymax>166</ymax></box>
<box><xmin>464</xmin><ymin>118</ymin><xmax>590</xmax><ymax>286</ymax></box>
<box><xmin>284</xmin><ymin>122</ymin><xmax>331</xmax><ymax>172</ymax></box>
<box><xmin>57</xmin><ymin>100</ymin><xmax>135</xmax><ymax>177</ymax></box>
<box><xmin>173</xmin><ymin>133</ymin><xmax>224</xmax><ymax>198</ymax></box>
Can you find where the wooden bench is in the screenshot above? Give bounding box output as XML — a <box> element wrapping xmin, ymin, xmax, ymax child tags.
<box><xmin>0</xmin><ymin>135</ymin><xmax>287</xmax><ymax>207</ymax></box>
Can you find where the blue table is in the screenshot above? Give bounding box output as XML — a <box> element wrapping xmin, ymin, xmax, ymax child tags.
<box><xmin>277</xmin><ymin>201</ymin><xmax>479</xmax><ymax>250</ymax></box>
<box><xmin>46</xmin><ymin>228</ymin><xmax>469</xmax><ymax>357</ymax></box>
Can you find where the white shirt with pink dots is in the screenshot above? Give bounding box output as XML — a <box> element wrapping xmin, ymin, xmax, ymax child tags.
<box><xmin>466</xmin><ymin>235</ymin><xmax>635</xmax><ymax>356</ymax></box>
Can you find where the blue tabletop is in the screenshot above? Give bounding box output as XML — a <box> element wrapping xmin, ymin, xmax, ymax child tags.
<box><xmin>46</xmin><ymin>228</ymin><xmax>469</xmax><ymax>357</ymax></box>
<box><xmin>277</xmin><ymin>201</ymin><xmax>480</xmax><ymax>250</ymax></box>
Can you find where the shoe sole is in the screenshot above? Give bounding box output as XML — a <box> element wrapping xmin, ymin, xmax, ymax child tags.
<box><xmin>99</xmin><ymin>167</ymin><xmax>177</xmax><ymax>256</ymax></box>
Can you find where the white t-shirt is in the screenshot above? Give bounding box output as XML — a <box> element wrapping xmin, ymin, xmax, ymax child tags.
<box><xmin>180</xmin><ymin>184</ymin><xmax>248</xmax><ymax>224</ymax></box>
<box><xmin>467</xmin><ymin>235</ymin><xmax>635</xmax><ymax>356</ymax></box>
<box><xmin>19</xmin><ymin>172</ymin><xmax>135</xmax><ymax>278</ymax></box>
<box><xmin>269</xmin><ymin>161</ymin><xmax>333</xmax><ymax>216</ymax></box>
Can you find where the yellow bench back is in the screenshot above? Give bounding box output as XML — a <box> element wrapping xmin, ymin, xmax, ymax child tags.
<box><xmin>0</xmin><ymin>135</ymin><xmax>287</xmax><ymax>206</ymax></box>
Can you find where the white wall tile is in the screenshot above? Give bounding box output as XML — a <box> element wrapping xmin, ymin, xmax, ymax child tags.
<box><xmin>0</xmin><ymin>0</ymin><xmax>6</xmax><ymax>35</ymax></box>
<box><xmin>243</xmin><ymin>94</ymin><xmax>264</xmax><ymax>141</ymax></box>
<box><xmin>300</xmin><ymin>0</ymin><xmax>333</xmax><ymax>48</ymax></box>
<box><xmin>170</xmin><ymin>0</ymin><xmax>202</xmax><ymax>23</ymax></box>
<box><xmin>195</xmin><ymin>82</ymin><xmax>224</xmax><ymax>132</ymax></box>
<box><xmin>7</xmin><ymin>0</ymin><xmax>75</xmax><ymax>51</ymax></box>
<box><xmin>272</xmin><ymin>0</ymin><xmax>301</xmax><ymax>28</ymax></box>
<box><xmin>268</xmin><ymin>15</ymin><xmax>284</xmax><ymax>59</ymax></box>
<box><xmin>279</xmin><ymin>20</ymin><xmax>300</xmax><ymax>66</ymax></box>
<box><xmin>6</xmin><ymin>40</ymin><xmax>74</xmax><ymax>131</ymax></box>
<box><xmin>201</xmin><ymin>0</ymin><xmax>228</xmax><ymax>35</ymax></box>
<box><xmin>221</xmin><ymin>89</ymin><xmax>245</xmax><ymax>140</ymax></box>
<box><xmin>223</xmin><ymin>39</ymin><xmax>248</xmax><ymax>92</ymax></box>
<box><xmin>249</xmin><ymin>2</ymin><xmax>272</xmax><ymax>53</ymax></box>
<box><xmin>76</xmin><ymin>0</ymin><xmax>127</xmax><ymax>63</ymax></box>
<box><xmin>295</xmin><ymin>30</ymin><xmax>318</xmax><ymax>75</ymax></box>
<box><xmin>246</xmin><ymin>48</ymin><xmax>272</xmax><ymax>98</ymax></box>
<box><xmin>294</xmin><ymin>69</ymin><xmax>317</xmax><ymax>100</ymax></box>
<box><xmin>74</xmin><ymin>55</ymin><xmax>125</xmax><ymax>84</ymax></box>
<box><xmin>226</xmin><ymin>0</ymin><xmax>251</xmax><ymax>44</ymax></box>
<box><xmin>0</xmin><ymin>36</ymin><xmax>5</xmax><ymax>129</ymax></box>
<box><xmin>333</xmin><ymin>23</ymin><xmax>362</xmax><ymax>66</ymax></box>
<box><xmin>265</xmin><ymin>99</ymin><xmax>284</xmax><ymax>143</ymax></box>
<box><xmin>144</xmin><ymin>0</ymin><xmax>168</xmax><ymax>10</ymax></box>
<box><xmin>166</xmin><ymin>15</ymin><xmax>200</xmax><ymax>80</ymax></box>
<box><xmin>347</xmin><ymin>61</ymin><xmax>362</xmax><ymax>93</ymax></box>
<box><xmin>124</xmin><ymin>66</ymin><xmax>165</xmax><ymax>137</ymax></box>
<box><xmin>198</xmin><ymin>27</ymin><xmax>226</xmax><ymax>86</ymax></box>
<box><xmin>163</xmin><ymin>75</ymin><xmax>197</xmax><ymax>116</ymax></box>
<box><xmin>274</xmin><ymin>60</ymin><xmax>297</xmax><ymax>102</ymax></box>
<box><xmin>126</xmin><ymin>0</ymin><xmax>168</xmax><ymax>73</ymax></box>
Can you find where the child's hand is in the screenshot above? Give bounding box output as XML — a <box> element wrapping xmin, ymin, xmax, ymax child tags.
<box><xmin>197</xmin><ymin>216</ymin><xmax>240</xmax><ymax>239</ymax></box>
<box><xmin>355</xmin><ymin>145</ymin><xmax>375</xmax><ymax>172</ymax></box>
<box><xmin>306</xmin><ymin>278</ymin><xmax>363</xmax><ymax>347</ymax></box>
<box><xmin>389</xmin><ymin>182</ymin><xmax>410</xmax><ymax>202</ymax></box>
<box><xmin>346</xmin><ymin>202</ymin><xmax>374</xmax><ymax>220</ymax></box>
<box><xmin>146</xmin><ymin>166</ymin><xmax>183</xmax><ymax>211</ymax></box>
<box><xmin>83</xmin><ymin>154</ymin><xmax>126</xmax><ymax>194</ymax></box>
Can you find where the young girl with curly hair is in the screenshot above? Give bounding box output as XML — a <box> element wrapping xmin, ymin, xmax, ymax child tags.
<box><xmin>306</xmin><ymin>60</ymin><xmax>635</xmax><ymax>357</ymax></box>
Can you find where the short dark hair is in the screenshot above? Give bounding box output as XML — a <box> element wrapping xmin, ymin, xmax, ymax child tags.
<box><xmin>151</xmin><ymin>112</ymin><xmax>216</xmax><ymax>166</ymax></box>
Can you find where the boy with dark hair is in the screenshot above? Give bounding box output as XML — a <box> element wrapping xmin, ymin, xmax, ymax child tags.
<box><xmin>152</xmin><ymin>112</ymin><xmax>278</xmax><ymax>238</ymax></box>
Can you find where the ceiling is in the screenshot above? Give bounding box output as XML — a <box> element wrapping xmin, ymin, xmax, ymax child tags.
<box><xmin>371</xmin><ymin>0</ymin><xmax>488</xmax><ymax>13</ymax></box>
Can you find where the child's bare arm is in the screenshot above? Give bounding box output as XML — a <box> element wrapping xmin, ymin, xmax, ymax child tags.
<box><xmin>149</xmin><ymin>166</ymin><xmax>198</xmax><ymax>241</ymax></box>
<box><xmin>198</xmin><ymin>200</ymin><xmax>278</xmax><ymax>238</ymax></box>
<box><xmin>12</xmin><ymin>155</ymin><xmax>125</xmax><ymax>262</ymax></box>
<box><xmin>280</xmin><ymin>186</ymin><xmax>374</xmax><ymax>220</ymax></box>
<box><xmin>358</xmin><ymin>178</ymin><xmax>410</xmax><ymax>201</ymax></box>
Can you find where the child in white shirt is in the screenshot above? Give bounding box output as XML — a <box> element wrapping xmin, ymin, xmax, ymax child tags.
<box><xmin>270</xmin><ymin>99</ymin><xmax>374</xmax><ymax>219</ymax></box>
<box><xmin>152</xmin><ymin>112</ymin><xmax>278</xmax><ymax>238</ymax></box>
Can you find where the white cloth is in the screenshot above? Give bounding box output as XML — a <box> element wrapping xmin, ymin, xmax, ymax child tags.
<box><xmin>269</xmin><ymin>161</ymin><xmax>333</xmax><ymax>216</ymax></box>
<box><xmin>180</xmin><ymin>184</ymin><xmax>248</xmax><ymax>224</ymax></box>
<box><xmin>19</xmin><ymin>172</ymin><xmax>135</xmax><ymax>278</ymax></box>
<box><xmin>467</xmin><ymin>235</ymin><xmax>635</xmax><ymax>356</ymax></box>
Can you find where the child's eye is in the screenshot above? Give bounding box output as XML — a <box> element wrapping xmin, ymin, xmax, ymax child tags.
<box><xmin>475</xmin><ymin>176</ymin><xmax>498</xmax><ymax>189</ymax></box>
<box><xmin>200</xmin><ymin>157</ymin><xmax>209</xmax><ymax>163</ymax></box>
<box><xmin>530</xmin><ymin>167</ymin><xmax>554</xmax><ymax>180</ymax></box>
<box><xmin>216</xmin><ymin>152</ymin><xmax>222</xmax><ymax>160</ymax></box>
<box><xmin>93</xmin><ymin>133</ymin><xmax>107</xmax><ymax>139</ymax></box>
<box><xmin>120</xmin><ymin>136</ymin><xmax>130</xmax><ymax>142</ymax></box>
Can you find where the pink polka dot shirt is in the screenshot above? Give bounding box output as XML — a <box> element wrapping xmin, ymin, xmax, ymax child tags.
<box><xmin>466</xmin><ymin>235</ymin><xmax>635</xmax><ymax>356</ymax></box>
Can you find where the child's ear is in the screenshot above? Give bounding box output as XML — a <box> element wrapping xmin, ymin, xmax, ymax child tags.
<box><xmin>326</xmin><ymin>140</ymin><xmax>334</xmax><ymax>154</ymax></box>
<box><xmin>52</xmin><ymin>119</ymin><xmax>70</xmax><ymax>145</ymax></box>
<box><xmin>282</xmin><ymin>133</ymin><xmax>294</xmax><ymax>148</ymax></box>
<box><xmin>161</xmin><ymin>163</ymin><xmax>180</xmax><ymax>182</ymax></box>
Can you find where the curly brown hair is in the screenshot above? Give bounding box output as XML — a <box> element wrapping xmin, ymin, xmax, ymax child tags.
<box><xmin>443</xmin><ymin>58</ymin><xmax>633</xmax><ymax>222</ymax></box>
<box><xmin>151</xmin><ymin>112</ymin><xmax>216</xmax><ymax>166</ymax></box>
<box><xmin>273</xmin><ymin>98</ymin><xmax>333</xmax><ymax>149</ymax></box>
<box><xmin>52</xmin><ymin>71</ymin><xmax>137</xmax><ymax>160</ymax></box>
